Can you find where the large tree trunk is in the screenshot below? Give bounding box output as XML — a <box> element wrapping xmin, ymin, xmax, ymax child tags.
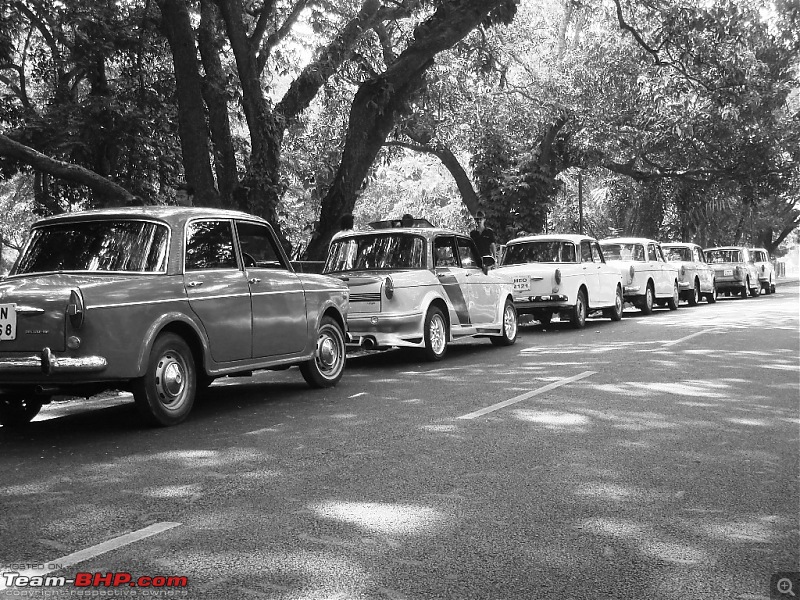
<box><xmin>159</xmin><ymin>0</ymin><xmax>220</xmax><ymax>207</ymax></box>
<box><xmin>305</xmin><ymin>0</ymin><xmax>509</xmax><ymax>259</ymax></box>
<box><xmin>198</xmin><ymin>0</ymin><xmax>239</xmax><ymax>207</ymax></box>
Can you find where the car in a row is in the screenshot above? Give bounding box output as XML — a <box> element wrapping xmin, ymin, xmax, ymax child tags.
<box><xmin>0</xmin><ymin>207</ymin><xmax>778</xmax><ymax>428</ymax></box>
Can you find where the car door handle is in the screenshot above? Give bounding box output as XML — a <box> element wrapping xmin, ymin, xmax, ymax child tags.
<box><xmin>186</xmin><ymin>281</ymin><xmax>203</xmax><ymax>288</ymax></box>
<box><xmin>248</xmin><ymin>278</ymin><xmax>261</xmax><ymax>284</ymax></box>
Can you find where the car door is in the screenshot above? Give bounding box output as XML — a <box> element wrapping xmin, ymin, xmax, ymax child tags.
<box><xmin>235</xmin><ymin>220</ymin><xmax>308</xmax><ymax>358</ymax></box>
<box><xmin>184</xmin><ymin>219</ymin><xmax>252</xmax><ymax>363</ymax></box>
<box><xmin>433</xmin><ymin>235</ymin><xmax>472</xmax><ymax>328</ymax></box>
<box><xmin>457</xmin><ymin>235</ymin><xmax>499</xmax><ymax>325</ymax></box>
<box><xmin>646</xmin><ymin>242</ymin><xmax>666</xmax><ymax>296</ymax></box>
<box><xmin>694</xmin><ymin>246</ymin><xmax>712</xmax><ymax>292</ymax></box>
<box><xmin>592</xmin><ymin>241</ymin><xmax>617</xmax><ymax>305</ymax></box>
<box><xmin>579</xmin><ymin>240</ymin><xmax>600</xmax><ymax>306</ymax></box>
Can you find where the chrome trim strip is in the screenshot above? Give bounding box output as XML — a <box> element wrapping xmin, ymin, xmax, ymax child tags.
<box><xmin>88</xmin><ymin>297</ymin><xmax>187</xmax><ymax>310</ymax></box>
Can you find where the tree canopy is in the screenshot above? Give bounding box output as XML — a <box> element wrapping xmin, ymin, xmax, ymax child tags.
<box><xmin>0</xmin><ymin>0</ymin><xmax>798</xmax><ymax>263</ymax></box>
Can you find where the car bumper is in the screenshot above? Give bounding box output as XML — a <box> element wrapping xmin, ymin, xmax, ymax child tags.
<box><xmin>347</xmin><ymin>311</ymin><xmax>425</xmax><ymax>349</ymax></box>
<box><xmin>512</xmin><ymin>294</ymin><xmax>569</xmax><ymax>313</ymax></box>
<box><xmin>677</xmin><ymin>280</ymin><xmax>692</xmax><ymax>290</ymax></box>
<box><xmin>715</xmin><ymin>279</ymin><xmax>746</xmax><ymax>289</ymax></box>
<box><xmin>0</xmin><ymin>348</ymin><xmax>108</xmax><ymax>375</ymax></box>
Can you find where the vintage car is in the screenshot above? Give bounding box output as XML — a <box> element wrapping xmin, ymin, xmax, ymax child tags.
<box><xmin>661</xmin><ymin>242</ymin><xmax>717</xmax><ymax>305</ymax></box>
<box><xmin>323</xmin><ymin>222</ymin><xmax>517</xmax><ymax>361</ymax></box>
<box><xmin>495</xmin><ymin>234</ymin><xmax>623</xmax><ymax>328</ymax></box>
<box><xmin>705</xmin><ymin>246</ymin><xmax>761</xmax><ymax>298</ymax></box>
<box><xmin>0</xmin><ymin>207</ymin><xmax>349</xmax><ymax>427</ymax></box>
<box><xmin>599</xmin><ymin>237</ymin><xmax>680</xmax><ymax>313</ymax></box>
<box><xmin>750</xmin><ymin>247</ymin><xmax>777</xmax><ymax>294</ymax></box>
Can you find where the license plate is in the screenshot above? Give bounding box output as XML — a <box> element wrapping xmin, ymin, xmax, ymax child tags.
<box><xmin>351</xmin><ymin>301</ymin><xmax>380</xmax><ymax>314</ymax></box>
<box><xmin>0</xmin><ymin>303</ymin><xmax>17</xmax><ymax>341</ymax></box>
<box><xmin>513</xmin><ymin>276</ymin><xmax>530</xmax><ymax>292</ymax></box>
<box><xmin>723</xmin><ymin>269</ymin><xmax>733</xmax><ymax>276</ymax></box>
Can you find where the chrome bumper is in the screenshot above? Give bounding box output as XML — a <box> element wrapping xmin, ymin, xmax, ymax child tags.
<box><xmin>0</xmin><ymin>348</ymin><xmax>108</xmax><ymax>375</ymax></box>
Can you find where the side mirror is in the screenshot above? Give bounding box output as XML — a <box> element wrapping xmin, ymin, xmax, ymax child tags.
<box><xmin>481</xmin><ymin>254</ymin><xmax>495</xmax><ymax>274</ymax></box>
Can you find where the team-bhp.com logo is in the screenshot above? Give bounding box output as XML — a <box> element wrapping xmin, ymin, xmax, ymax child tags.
<box><xmin>2</xmin><ymin>571</ymin><xmax>188</xmax><ymax>589</ymax></box>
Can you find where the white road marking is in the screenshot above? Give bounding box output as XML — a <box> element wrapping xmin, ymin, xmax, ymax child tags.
<box><xmin>349</xmin><ymin>392</ymin><xmax>368</xmax><ymax>398</ymax></box>
<box><xmin>659</xmin><ymin>328</ymin><xmax>719</xmax><ymax>348</ymax></box>
<box><xmin>457</xmin><ymin>371</ymin><xmax>596</xmax><ymax>420</ymax></box>
<box><xmin>0</xmin><ymin>522</ymin><xmax>180</xmax><ymax>590</ymax></box>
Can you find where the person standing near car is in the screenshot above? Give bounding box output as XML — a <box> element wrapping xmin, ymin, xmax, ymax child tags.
<box><xmin>175</xmin><ymin>182</ymin><xmax>194</xmax><ymax>206</ymax></box>
<box><xmin>470</xmin><ymin>210</ymin><xmax>496</xmax><ymax>260</ymax></box>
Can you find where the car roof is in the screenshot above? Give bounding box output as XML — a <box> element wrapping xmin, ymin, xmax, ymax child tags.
<box><xmin>506</xmin><ymin>233</ymin><xmax>595</xmax><ymax>244</ymax></box>
<box><xmin>661</xmin><ymin>242</ymin><xmax>700</xmax><ymax>248</ymax></box>
<box><xmin>33</xmin><ymin>206</ymin><xmax>263</xmax><ymax>226</ymax></box>
<box><xmin>600</xmin><ymin>237</ymin><xmax>658</xmax><ymax>244</ymax></box>
<box><xmin>705</xmin><ymin>246</ymin><xmax>747</xmax><ymax>251</ymax></box>
<box><xmin>334</xmin><ymin>227</ymin><xmax>465</xmax><ymax>239</ymax></box>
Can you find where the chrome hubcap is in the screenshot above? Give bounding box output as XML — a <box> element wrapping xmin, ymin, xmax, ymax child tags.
<box><xmin>318</xmin><ymin>336</ymin><xmax>338</xmax><ymax>369</ymax></box>
<box><xmin>156</xmin><ymin>354</ymin><xmax>185</xmax><ymax>405</ymax></box>
<box><xmin>504</xmin><ymin>306</ymin><xmax>517</xmax><ymax>339</ymax></box>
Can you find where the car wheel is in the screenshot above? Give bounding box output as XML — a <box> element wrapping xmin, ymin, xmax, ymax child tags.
<box><xmin>771</xmin><ymin>281</ymin><xmax>776</xmax><ymax>294</ymax></box>
<box><xmin>569</xmin><ymin>289</ymin><xmax>587</xmax><ymax>329</ymax></box>
<box><xmin>706</xmin><ymin>286</ymin><xmax>718</xmax><ymax>303</ymax></box>
<box><xmin>688</xmin><ymin>279</ymin><xmax>700</xmax><ymax>306</ymax></box>
<box><xmin>761</xmin><ymin>281</ymin><xmax>770</xmax><ymax>295</ymax></box>
<box><xmin>749</xmin><ymin>278</ymin><xmax>760</xmax><ymax>297</ymax></box>
<box><xmin>610</xmin><ymin>285</ymin><xmax>624</xmax><ymax>321</ymax></box>
<box><xmin>667</xmin><ymin>281</ymin><xmax>679</xmax><ymax>310</ymax></box>
<box><xmin>640</xmin><ymin>283</ymin><xmax>654</xmax><ymax>314</ymax></box>
<box><xmin>535</xmin><ymin>310</ymin><xmax>552</xmax><ymax>326</ymax></box>
<box><xmin>740</xmin><ymin>279</ymin><xmax>749</xmax><ymax>299</ymax></box>
<box><xmin>133</xmin><ymin>333</ymin><xmax>196</xmax><ymax>427</ymax></box>
<box><xmin>300</xmin><ymin>316</ymin><xmax>346</xmax><ymax>388</ymax></box>
<box><xmin>491</xmin><ymin>299</ymin><xmax>518</xmax><ymax>346</ymax></box>
<box><xmin>421</xmin><ymin>306</ymin><xmax>448</xmax><ymax>361</ymax></box>
<box><xmin>0</xmin><ymin>395</ymin><xmax>45</xmax><ymax>427</ymax></box>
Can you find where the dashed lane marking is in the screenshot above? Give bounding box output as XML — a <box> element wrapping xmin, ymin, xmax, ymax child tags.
<box><xmin>457</xmin><ymin>371</ymin><xmax>596</xmax><ymax>420</ymax></box>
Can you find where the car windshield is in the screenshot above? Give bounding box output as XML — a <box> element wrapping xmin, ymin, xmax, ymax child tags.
<box><xmin>707</xmin><ymin>249</ymin><xmax>741</xmax><ymax>263</ymax></box>
<box><xmin>665</xmin><ymin>247</ymin><xmax>691</xmax><ymax>262</ymax></box>
<box><xmin>324</xmin><ymin>233</ymin><xmax>426</xmax><ymax>272</ymax></box>
<box><xmin>600</xmin><ymin>243</ymin><xmax>645</xmax><ymax>261</ymax></box>
<box><xmin>502</xmin><ymin>241</ymin><xmax>577</xmax><ymax>265</ymax></box>
<box><xmin>13</xmin><ymin>220</ymin><xmax>170</xmax><ymax>274</ymax></box>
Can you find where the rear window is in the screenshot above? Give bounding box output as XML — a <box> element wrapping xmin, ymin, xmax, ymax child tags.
<box><xmin>324</xmin><ymin>233</ymin><xmax>426</xmax><ymax>272</ymax></box>
<box><xmin>707</xmin><ymin>249</ymin><xmax>742</xmax><ymax>263</ymax></box>
<box><xmin>503</xmin><ymin>241</ymin><xmax>577</xmax><ymax>265</ymax></box>
<box><xmin>13</xmin><ymin>220</ymin><xmax>169</xmax><ymax>274</ymax></box>
<box><xmin>665</xmin><ymin>247</ymin><xmax>692</xmax><ymax>262</ymax></box>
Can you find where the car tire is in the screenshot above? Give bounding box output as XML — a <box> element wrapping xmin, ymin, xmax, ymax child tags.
<box><xmin>667</xmin><ymin>281</ymin><xmax>679</xmax><ymax>310</ymax></box>
<box><xmin>770</xmin><ymin>279</ymin><xmax>776</xmax><ymax>294</ymax></box>
<box><xmin>133</xmin><ymin>333</ymin><xmax>196</xmax><ymax>427</ymax></box>
<box><xmin>0</xmin><ymin>395</ymin><xmax>45</xmax><ymax>427</ymax></box>
<box><xmin>761</xmin><ymin>281</ymin><xmax>770</xmax><ymax>295</ymax></box>
<box><xmin>491</xmin><ymin>299</ymin><xmax>518</xmax><ymax>346</ymax></box>
<box><xmin>609</xmin><ymin>285</ymin><xmax>624</xmax><ymax>321</ymax></box>
<box><xmin>706</xmin><ymin>287</ymin><xmax>717</xmax><ymax>303</ymax></box>
<box><xmin>569</xmin><ymin>289</ymin><xmax>587</xmax><ymax>329</ymax></box>
<box><xmin>421</xmin><ymin>306</ymin><xmax>448</xmax><ymax>361</ymax></box>
<box><xmin>749</xmin><ymin>278</ymin><xmax>760</xmax><ymax>297</ymax></box>
<box><xmin>300</xmin><ymin>316</ymin><xmax>346</xmax><ymax>388</ymax></box>
<box><xmin>640</xmin><ymin>282</ymin><xmax>655</xmax><ymax>314</ymax></box>
<box><xmin>688</xmin><ymin>279</ymin><xmax>700</xmax><ymax>306</ymax></box>
<box><xmin>740</xmin><ymin>279</ymin><xmax>749</xmax><ymax>299</ymax></box>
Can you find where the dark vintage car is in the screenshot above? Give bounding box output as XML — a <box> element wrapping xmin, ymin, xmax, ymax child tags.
<box><xmin>0</xmin><ymin>207</ymin><xmax>349</xmax><ymax>427</ymax></box>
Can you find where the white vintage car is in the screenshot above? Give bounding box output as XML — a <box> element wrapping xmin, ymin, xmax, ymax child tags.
<box><xmin>323</xmin><ymin>222</ymin><xmax>517</xmax><ymax>361</ymax></box>
<box><xmin>599</xmin><ymin>237</ymin><xmax>680</xmax><ymax>313</ymax></box>
<box><xmin>750</xmin><ymin>247</ymin><xmax>777</xmax><ymax>294</ymax></box>
<box><xmin>661</xmin><ymin>242</ymin><xmax>717</xmax><ymax>305</ymax></box>
<box><xmin>705</xmin><ymin>246</ymin><xmax>761</xmax><ymax>298</ymax></box>
<box><xmin>495</xmin><ymin>234</ymin><xmax>623</xmax><ymax>328</ymax></box>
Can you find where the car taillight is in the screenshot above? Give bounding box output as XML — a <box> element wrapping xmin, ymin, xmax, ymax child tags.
<box><xmin>384</xmin><ymin>276</ymin><xmax>394</xmax><ymax>299</ymax></box>
<box><xmin>554</xmin><ymin>269</ymin><xmax>561</xmax><ymax>285</ymax></box>
<box><xmin>735</xmin><ymin>266</ymin><xmax>743</xmax><ymax>279</ymax></box>
<box><xmin>67</xmin><ymin>289</ymin><xmax>85</xmax><ymax>329</ymax></box>
<box><xmin>629</xmin><ymin>265</ymin><xmax>635</xmax><ymax>283</ymax></box>
<box><xmin>680</xmin><ymin>265</ymin><xmax>686</xmax><ymax>278</ymax></box>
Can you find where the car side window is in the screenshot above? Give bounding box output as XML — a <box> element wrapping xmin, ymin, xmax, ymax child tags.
<box><xmin>185</xmin><ymin>220</ymin><xmax>237</xmax><ymax>271</ymax></box>
<box><xmin>434</xmin><ymin>236</ymin><xmax>458</xmax><ymax>267</ymax></box>
<box><xmin>236</xmin><ymin>221</ymin><xmax>287</xmax><ymax>270</ymax></box>
<box><xmin>590</xmin><ymin>242</ymin><xmax>604</xmax><ymax>263</ymax></box>
<box><xmin>580</xmin><ymin>241</ymin><xmax>593</xmax><ymax>263</ymax></box>
<box><xmin>457</xmin><ymin>237</ymin><xmax>481</xmax><ymax>269</ymax></box>
<box><xmin>656</xmin><ymin>245</ymin><xmax>667</xmax><ymax>262</ymax></box>
<box><xmin>647</xmin><ymin>244</ymin><xmax>658</xmax><ymax>261</ymax></box>
<box><xmin>692</xmin><ymin>247</ymin><xmax>702</xmax><ymax>262</ymax></box>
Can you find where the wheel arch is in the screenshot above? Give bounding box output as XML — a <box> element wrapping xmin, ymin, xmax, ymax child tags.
<box><xmin>426</xmin><ymin>296</ymin><xmax>451</xmax><ymax>337</ymax></box>
<box><xmin>136</xmin><ymin>315</ymin><xmax>208</xmax><ymax>377</ymax></box>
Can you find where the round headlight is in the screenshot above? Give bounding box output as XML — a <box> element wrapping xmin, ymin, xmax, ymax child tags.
<box><xmin>384</xmin><ymin>276</ymin><xmax>394</xmax><ymax>299</ymax></box>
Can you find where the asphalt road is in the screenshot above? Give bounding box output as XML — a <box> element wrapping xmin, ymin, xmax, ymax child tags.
<box><xmin>1</xmin><ymin>280</ymin><xmax>798</xmax><ymax>600</ymax></box>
